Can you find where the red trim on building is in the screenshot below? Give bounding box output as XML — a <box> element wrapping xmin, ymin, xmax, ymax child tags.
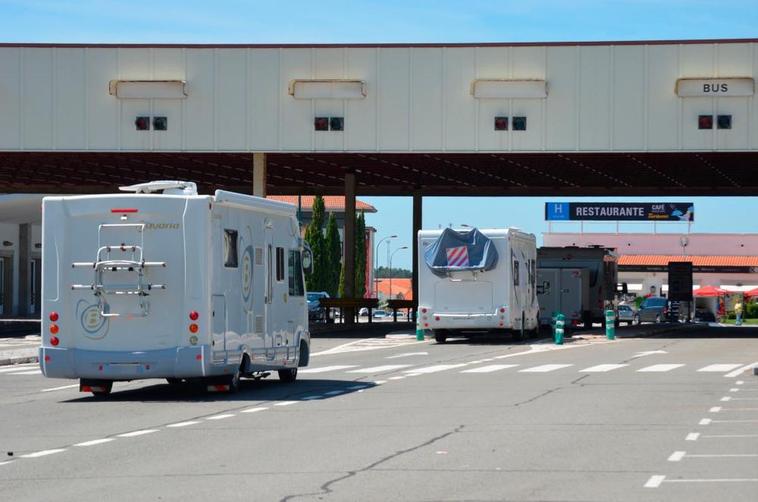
<box><xmin>619</xmin><ymin>255</ymin><xmax>758</xmax><ymax>267</ymax></box>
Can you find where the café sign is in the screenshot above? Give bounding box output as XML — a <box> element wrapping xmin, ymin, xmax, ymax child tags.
<box><xmin>676</xmin><ymin>78</ymin><xmax>754</xmax><ymax>97</ymax></box>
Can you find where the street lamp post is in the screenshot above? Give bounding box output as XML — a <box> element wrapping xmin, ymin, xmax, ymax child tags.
<box><xmin>374</xmin><ymin>234</ymin><xmax>397</xmax><ymax>298</ymax></box>
<box><xmin>389</xmin><ymin>246</ymin><xmax>408</xmax><ymax>300</ymax></box>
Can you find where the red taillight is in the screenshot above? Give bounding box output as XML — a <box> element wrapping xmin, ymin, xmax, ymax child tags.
<box><xmin>435</xmin><ymin>316</ymin><xmax>440</xmax><ymax>321</ymax></box>
<box><xmin>44</xmin><ymin>355</ymin><xmax>51</xmax><ymax>362</ymax></box>
<box><xmin>499</xmin><ymin>307</ymin><xmax>506</xmax><ymax>313</ymax></box>
<box><xmin>189</xmin><ymin>323</ymin><xmax>198</xmax><ymax>333</ymax></box>
<box><xmin>189</xmin><ymin>311</ymin><xmax>199</xmax><ymax>321</ymax></box>
<box><xmin>50</xmin><ymin>324</ymin><xmax>59</xmax><ymax>334</ymax></box>
<box><xmin>421</xmin><ymin>308</ymin><xmax>427</xmax><ymax>314</ymax></box>
<box><xmin>111</xmin><ymin>208</ymin><xmax>138</xmax><ymax>213</ymax></box>
<box><xmin>49</xmin><ymin>311</ymin><xmax>59</xmax><ymax>322</ymax></box>
<box><xmin>195</xmin><ymin>354</ymin><xmax>202</xmax><ymax>361</ymax></box>
<box><xmin>50</xmin><ymin>336</ymin><xmax>59</xmax><ymax>346</ymax></box>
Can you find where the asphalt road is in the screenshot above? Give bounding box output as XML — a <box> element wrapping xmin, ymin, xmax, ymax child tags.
<box><xmin>1</xmin><ymin>326</ymin><xmax>757</xmax><ymax>501</ymax></box>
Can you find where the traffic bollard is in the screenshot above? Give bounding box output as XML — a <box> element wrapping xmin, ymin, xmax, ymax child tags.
<box><xmin>416</xmin><ymin>320</ymin><xmax>425</xmax><ymax>341</ymax></box>
<box><xmin>605</xmin><ymin>310</ymin><xmax>616</xmax><ymax>340</ymax></box>
<box><xmin>554</xmin><ymin>313</ymin><xmax>565</xmax><ymax>345</ymax></box>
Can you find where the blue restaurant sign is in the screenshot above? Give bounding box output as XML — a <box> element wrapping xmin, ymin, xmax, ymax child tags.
<box><xmin>546</xmin><ymin>202</ymin><xmax>694</xmax><ymax>222</ymax></box>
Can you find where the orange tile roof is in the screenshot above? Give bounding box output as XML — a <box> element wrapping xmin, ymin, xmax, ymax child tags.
<box><xmin>619</xmin><ymin>255</ymin><xmax>758</xmax><ymax>267</ymax></box>
<box><xmin>267</xmin><ymin>195</ymin><xmax>376</xmax><ymax>213</ymax></box>
<box><xmin>376</xmin><ymin>278</ymin><xmax>413</xmax><ymax>300</ymax></box>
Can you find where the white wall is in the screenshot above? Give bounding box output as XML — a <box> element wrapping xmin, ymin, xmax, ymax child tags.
<box><xmin>1</xmin><ymin>42</ymin><xmax>757</xmax><ymax>153</ymax></box>
<box><xmin>543</xmin><ymin>232</ymin><xmax>758</xmax><ymax>255</ymax></box>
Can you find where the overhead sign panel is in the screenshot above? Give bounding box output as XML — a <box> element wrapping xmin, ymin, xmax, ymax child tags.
<box><xmin>545</xmin><ymin>202</ymin><xmax>694</xmax><ymax>221</ymax></box>
<box><xmin>289</xmin><ymin>79</ymin><xmax>366</xmax><ymax>99</ymax></box>
<box><xmin>676</xmin><ymin>78</ymin><xmax>754</xmax><ymax>97</ymax></box>
<box><xmin>471</xmin><ymin>79</ymin><xmax>548</xmax><ymax>99</ymax></box>
<box><xmin>667</xmin><ymin>261</ymin><xmax>693</xmax><ymax>302</ymax></box>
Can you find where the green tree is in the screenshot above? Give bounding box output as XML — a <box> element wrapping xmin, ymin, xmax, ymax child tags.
<box><xmin>324</xmin><ymin>212</ymin><xmax>342</xmax><ymax>297</ymax></box>
<box><xmin>354</xmin><ymin>211</ymin><xmax>367</xmax><ymax>298</ymax></box>
<box><xmin>338</xmin><ymin>263</ymin><xmax>346</xmax><ymax>298</ymax></box>
<box><xmin>304</xmin><ymin>195</ymin><xmax>326</xmax><ymax>292</ymax></box>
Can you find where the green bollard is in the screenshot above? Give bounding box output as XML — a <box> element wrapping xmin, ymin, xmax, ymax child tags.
<box><xmin>605</xmin><ymin>309</ymin><xmax>616</xmax><ymax>340</ymax></box>
<box><xmin>554</xmin><ymin>313</ymin><xmax>565</xmax><ymax>345</ymax></box>
<box><xmin>416</xmin><ymin>319</ymin><xmax>425</xmax><ymax>341</ymax></box>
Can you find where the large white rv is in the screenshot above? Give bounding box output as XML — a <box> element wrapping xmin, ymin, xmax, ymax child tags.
<box><xmin>40</xmin><ymin>181</ymin><xmax>311</xmax><ymax>396</ymax></box>
<box><xmin>417</xmin><ymin>227</ymin><xmax>539</xmax><ymax>343</ymax></box>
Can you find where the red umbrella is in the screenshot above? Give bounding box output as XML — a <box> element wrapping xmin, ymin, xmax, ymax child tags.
<box><xmin>694</xmin><ymin>285</ymin><xmax>728</xmax><ymax>297</ymax></box>
<box><xmin>744</xmin><ymin>287</ymin><xmax>758</xmax><ymax>299</ymax></box>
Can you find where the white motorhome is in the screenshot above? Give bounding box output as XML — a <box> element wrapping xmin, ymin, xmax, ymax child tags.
<box><xmin>40</xmin><ymin>181</ymin><xmax>311</xmax><ymax>396</ymax></box>
<box><xmin>417</xmin><ymin>227</ymin><xmax>539</xmax><ymax>343</ymax></box>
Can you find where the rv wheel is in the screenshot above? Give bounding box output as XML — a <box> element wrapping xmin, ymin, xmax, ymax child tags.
<box><xmin>433</xmin><ymin>331</ymin><xmax>447</xmax><ymax>344</ymax></box>
<box><xmin>278</xmin><ymin>368</ymin><xmax>298</xmax><ymax>383</ymax></box>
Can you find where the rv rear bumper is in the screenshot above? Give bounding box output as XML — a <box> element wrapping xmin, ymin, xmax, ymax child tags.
<box><xmin>427</xmin><ymin>313</ymin><xmax>508</xmax><ymax>330</ymax></box>
<box><xmin>39</xmin><ymin>345</ymin><xmax>210</xmax><ymax>380</ymax></box>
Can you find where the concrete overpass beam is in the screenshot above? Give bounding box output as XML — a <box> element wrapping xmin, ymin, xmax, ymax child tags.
<box><xmin>253</xmin><ymin>152</ymin><xmax>267</xmax><ymax>197</ymax></box>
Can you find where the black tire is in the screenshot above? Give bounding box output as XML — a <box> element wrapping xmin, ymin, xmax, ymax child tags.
<box><xmin>434</xmin><ymin>330</ymin><xmax>447</xmax><ymax>344</ymax></box>
<box><xmin>298</xmin><ymin>340</ymin><xmax>310</xmax><ymax>367</ymax></box>
<box><xmin>582</xmin><ymin>311</ymin><xmax>593</xmax><ymax>329</ymax></box>
<box><xmin>91</xmin><ymin>381</ymin><xmax>113</xmax><ymax>398</ymax></box>
<box><xmin>278</xmin><ymin>367</ymin><xmax>298</xmax><ymax>383</ymax></box>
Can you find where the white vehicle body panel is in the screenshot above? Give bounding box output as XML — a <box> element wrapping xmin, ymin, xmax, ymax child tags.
<box><xmin>39</xmin><ymin>186</ymin><xmax>309</xmax><ymax>381</ymax></box>
<box><xmin>536</xmin><ymin>268</ymin><xmax>590</xmax><ymax>326</ymax></box>
<box><xmin>417</xmin><ymin>228</ymin><xmax>539</xmax><ymax>334</ymax></box>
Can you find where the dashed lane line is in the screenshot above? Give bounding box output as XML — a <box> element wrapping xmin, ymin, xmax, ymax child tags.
<box><xmin>386</xmin><ymin>352</ymin><xmax>428</xmax><ymax>359</ymax></box>
<box><xmin>580</xmin><ymin>364</ymin><xmax>628</xmax><ymax>373</ymax></box>
<box><xmin>685</xmin><ymin>433</ymin><xmax>700</xmax><ymax>441</ymax></box>
<box><xmin>725</xmin><ymin>362</ymin><xmax>758</xmax><ymax>378</ymax></box>
<box><xmin>273</xmin><ymin>401</ymin><xmax>297</xmax><ymax>406</ymax></box>
<box><xmin>403</xmin><ymin>364</ymin><xmax>467</xmax><ymax>375</ymax></box>
<box><xmin>460</xmin><ymin>364</ymin><xmax>519</xmax><ymax>374</ymax></box>
<box><xmin>241</xmin><ymin>406</ymin><xmax>268</xmax><ymax>413</ymax></box>
<box><xmin>40</xmin><ymin>384</ymin><xmax>79</xmax><ymax>392</ymax></box>
<box><xmin>299</xmin><ymin>365</ymin><xmax>358</xmax><ymax>374</ymax></box>
<box><xmin>166</xmin><ymin>421</ymin><xmax>201</xmax><ymax>428</ymax></box>
<box><xmin>21</xmin><ymin>448</ymin><xmax>66</xmax><ymax>458</ymax></box>
<box><xmin>346</xmin><ymin>364</ymin><xmax>411</xmax><ymax>373</ymax></box>
<box><xmin>698</xmin><ymin>364</ymin><xmax>743</xmax><ymax>373</ymax></box>
<box><xmin>117</xmin><ymin>429</ymin><xmax>159</xmax><ymax>438</ymax></box>
<box><xmin>519</xmin><ymin>364</ymin><xmax>573</xmax><ymax>373</ymax></box>
<box><xmin>637</xmin><ymin>364</ymin><xmax>685</xmax><ymax>373</ymax></box>
<box><xmin>75</xmin><ymin>438</ymin><xmax>116</xmax><ymax>447</ymax></box>
<box><xmin>644</xmin><ymin>475</ymin><xmax>666</xmax><ymax>488</ymax></box>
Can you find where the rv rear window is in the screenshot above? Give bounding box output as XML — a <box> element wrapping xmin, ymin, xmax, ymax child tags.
<box><xmin>224</xmin><ymin>229</ymin><xmax>238</xmax><ymax>268</ymax></box>
<box><xmin>276</xmin><ymin>247</ymin><xmax>285</xmax><ymax>282</ymax></box>
<box><xmin>513</xmin><ymin>260</ymin><xmax>520</xmax><ymax>286</ymax></box>
<box><xmin>288</xmin><ymin>250</ymin><xmax>305</xmax><ymax>297</ymax></box>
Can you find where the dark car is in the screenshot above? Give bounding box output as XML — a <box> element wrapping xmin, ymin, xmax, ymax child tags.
<box><xmin>694</xmin><ymin>308</ymin><xmax>717</xmax><ymax>323</ymax></box>
<box><xmin>634</xmin><ymin>296</ymin><xmax>670</xmax><ymax>324</ymax></box>
<box><xmin>307</xmin><ymin>291</ymin><xmax>333</xmax><ymax>323</ymax></box>
<box><xmin>617</xmin><ymin>304</ymin><xmax>636</xmax><ymax>325</ymax></box>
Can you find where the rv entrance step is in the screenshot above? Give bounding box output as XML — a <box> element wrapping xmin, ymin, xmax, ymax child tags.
<box><xmin>72</xmin><ymin>260</ymin><xmax>166</xmax><ymax>270</ymax></box>
<box><xmin>71</xmin><ymin>284</ymin><xmax>166</xmax><ymax>293</ymax></box>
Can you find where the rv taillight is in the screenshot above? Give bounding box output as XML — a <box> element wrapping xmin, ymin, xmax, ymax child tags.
<box><xmin>189</xmin><ymin>323</ymin><xmax>199</xmax><ymax>333</ymax></box>
<box><xmin>50</xmin><ymin>324</ymin><xmax>59</xmax><ymax>334</ymax></box>
<box><xmin>421</xmin><ymin>308</ymin><xmax>427</xmax><ymax>314</ymax></box>
<box><xmin>111</xmin><ymin>208</ymin><xmax>138</xmax><ymax>213</ymax></box>
<box><xmin>189</xmin><ymin>311</ymin><xmax>199</xmax><ymax>321</ymax></box>
<box><xmin>50</xmin><ymin>336</ymin><xmax>59</xmax><ymax>346</ymax></box>
<box><xmin>499</xmin><ymin>307</ymin><xmax>506</xmax><ymax>313</ymax></box>
<box><xmin>49</xmin><ymin>312</ymin><xmax>59</xmax><ymax>322</ymax></box>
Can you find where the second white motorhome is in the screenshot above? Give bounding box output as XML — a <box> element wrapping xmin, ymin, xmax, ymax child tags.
<box><xmin>40</xmin><ymin>181</ymin><xmax>311</xmax><ymax>396</ymax></box>
<box><xmin>418</xmin><ymin>227</ymin><xmax>539</xmax><ymax>343</ymax></box>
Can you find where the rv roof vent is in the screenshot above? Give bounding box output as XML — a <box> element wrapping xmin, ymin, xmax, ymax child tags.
<box><xmin>119</xmin><ymin>180</ymin><xmax>198</xmax><ymax>195</ymax></box>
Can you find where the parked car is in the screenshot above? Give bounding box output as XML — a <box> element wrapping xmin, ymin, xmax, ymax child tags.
<box><xmin>634</xmin><ymin>296</ymin><xmax>670</xmax><ymax>324</ymax></box>
<box><xmin>372</xmin><ymin>309</ymin><xmax>387</xmax><ymax>319</ymax></box>
<box><xmin>359</xmin><ymin>307</ymin><xmax>370</xmax><ymax>317</ymax></box>
<box><xmin>307</xmin><ymin>291</ymin><xmax>333</xmax><ymax>323</ymax></box>
<box><xmin>694</xmin><ymin>308</ymin><xmax>717</xmax><ymax>323</ymax></box>
<box><xmin>617</xmin><ymin>304</ymin><xmax>636</xmax><ymax>325</ymax></box>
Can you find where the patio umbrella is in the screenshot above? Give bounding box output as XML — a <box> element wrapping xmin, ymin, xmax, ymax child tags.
<box><xmin>744</xmin><ymin>287</ymin><xmax>758</xmax><ymax>299</ymax></box>
<box><xmin>693</xmin><ymin>285</ymin><xmax>728</xmax><ymax>297</ymax></box>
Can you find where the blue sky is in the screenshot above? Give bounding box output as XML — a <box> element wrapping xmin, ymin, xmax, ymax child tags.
<box><xmin>1</xmin><ymin>0</ymin><xmax>757</xmax><ymax>268</ymax></box>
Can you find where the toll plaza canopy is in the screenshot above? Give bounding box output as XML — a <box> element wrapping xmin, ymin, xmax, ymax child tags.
<box><xmin>3</xmin><ymin>39</ymin><xmax>758</xmax><ymax>313</ymax></box>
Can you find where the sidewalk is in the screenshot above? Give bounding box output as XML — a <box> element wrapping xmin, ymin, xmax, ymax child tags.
<box><xmin>0</xmin><ymin>335</ymin><xmax>40</xmax><ymax>366</ymax></box>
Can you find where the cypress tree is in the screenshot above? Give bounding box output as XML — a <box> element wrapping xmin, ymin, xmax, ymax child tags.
<box><xmin>304</xmin><ymin>196</ymin><xmax>326</xmax><ymax>292</ymax></box>
<box><xmin>324</xmin><ymin>212</ymin><xmax>342</xmax><ymax>297</ymax></box>
<box><xmin>354</xmin><ymin>211</ymin><xmax>367</xmax><ymax>298</ymax></box>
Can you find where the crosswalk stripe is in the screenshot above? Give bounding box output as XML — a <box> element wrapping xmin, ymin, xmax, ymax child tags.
<box><xmin>346</xmin><ymin>364</ymin><xmax>411</xmax><ymax>373</ymax></box>
<box><xmin>519</xmin><ymin>364</ymin><xmax>573</xmax><ymax>373</ymax></box>
<box><xmin>0</xmin><ymin>364</ymin><xmax>38</xmax><ymax>373</ymax></box>
<box><xmin>461</xmin><ymin>364</ymin><xmax>518</xmax><ymax>374</ymax></box>
<box><xmin>299</xmin><ymin>365</ymin><xmax>357</xmax><ymax>374</ymax></box>
<box><xmin>9</xmin><ymin>370</ymin><xmax>42</xmax><ymax>376</ymax></box>
<box><xmin>638</xmin><ymin>364</ymin><xmax>685</xmax><ymax>373</ymax></box>
<box><xmin>404</xmin><ymin>364</ymin><xmax>467</xmax><ymax>374</ymax></box>
<box><xmin>580</xmin><ymin>364</ymin><xmax>628</xmax><ymax>373</ymax></box>
<box><xmin>697</xmin><ymin>364</ymin><xmax>743</xmax><ymax>373</ymax></box>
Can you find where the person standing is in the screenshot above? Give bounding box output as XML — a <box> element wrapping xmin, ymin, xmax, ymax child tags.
<box><xmin>735</xmin><ymin>298</ymin><xmax>744</xmax><ymax>326</ymax></box>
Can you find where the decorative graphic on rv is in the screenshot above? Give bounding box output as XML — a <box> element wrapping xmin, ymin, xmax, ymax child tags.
<box><xmin>241</xmin><ymin>244</ymin><xmax>254</xmax><ymax>309</ymax></box>
<box><xmin>424</xmin><ymin>227</ymin><xmax>498</xmax><ymax>277</ymax></box>
<box><xmin>76</xmin><ymin>299</ymin><xmax>109</xmax><ymax>340</ymax></box>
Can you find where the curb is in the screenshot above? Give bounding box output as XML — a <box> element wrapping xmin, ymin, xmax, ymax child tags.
<box><xmin>0</xmin><ymin>355</ymin><xmax>38</xmax><ymax>366</ymax></box>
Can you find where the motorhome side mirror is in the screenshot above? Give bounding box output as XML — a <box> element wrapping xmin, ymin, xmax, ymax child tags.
<box><xmin>302</xmin><ymin>246</ymin><xmax>313</xmax><ymax>274</ymax></box>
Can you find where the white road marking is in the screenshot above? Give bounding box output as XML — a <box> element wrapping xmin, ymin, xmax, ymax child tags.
<box><xmin>117</xmin><ymin>429</ymin><xmax>158</xmax><ymax>437</ymax></box>
<box><xmin>206</xmin><ymin>413</ymin><xmax>235</xmax><ymax>420</ymax></box>
<box><xmin>0</xmin><ymin>460</ymin><xmax>15</xmax><ymax>466</ymax></box>
<box><xmin>687</xmin><ymin>454</ymin><xmax>758</xmax><ymax>459</ymax></box>
<box><xmin>302</xmin><ymin>395</ymin><xmax>322</xmax><ymax>400</ymax></box>
<box><xmin>0</xmin><ymin>364</ymin><xmax>39</xmax><ymax>373</ymax></box>
<box><xmin>10</xmin><ymin>370</ymin><xmax>42</xmax><ymax>376</ymax></box>
<box><xmin>403</xmin><ymin>364</ymin><xmax>467</xmax><ymax>375</ymax></box>
<box><xmin>637</xmin><ymin>364</ymin><xmax>685</xmax><ymax>373</ymax></box>
<box><xmin>21</xmin><ymin>448</ymin><xmax>66</xmax><ymax>458</ymax></box>
<box><xmin>374</xmin><ymin>380</ymin><xmax>387</xmax><ymax>384</ymax></box>
<box><xmin>736</xmin><ymin>380</ymin><xmax>745</xmax><ymax>385</ymax></box>
<box><xmin>712</xmin><ymin>419</ymin><xmax>758</xmax><ymax>423</ymax></box>
<box><xmin>729</xmin><ymin>388</ymin><xmax>739</xmax><ymax>392</ymax></box>
<box><xmin>668</xmin><ymin>451</ymin><xmax>686</xmax><ymax>462</ymax></box>
<box><xmin>75</xmin><ymin>438</ymin><xmax>115</xmax><ymax>447</ymax></box>
<box><xmin>241</xmin><ymin>406</ymin><xmax>268</xmax><ymax>413</ymax></box>
<box><xmin>346</xmin><ymin>385</ymin><xmax>367</xmax><ymax>390</ymax></box>
<box><xmin>388</xmin><ymin>376</ymin><xmax>405</xmax><ymax>380</ymax></box>
<box><xmin>699</xmin><ymin>418</ymin><xmax>712</xmax><ymax>425</ymax></box>
<box><xmin>709</xmin><ymin>407</ymin><xmax>722</xmax><ymax>413</ymax></box>
<box><xmin>663</xmin><ymin>478</ymin><xmax>758</xmax><ymax>484</ymax></box>
<box><xmin>274</xmin><ymin>401</ymin><xmax>297</xmax><ymax>407</ymax></box>
<box><xmin>299</xmin><ymin>365</ymin><xmax>358</xmax><ymax>374</ymax></box>
<box><xmin>346</xmin><ymin>364</ymin><xmax>411</xmax><ymax>373</ymax></box>
<box><xmin>633</xmin><ymin>350</ymin><xmax>667</xmax><ymax>358</ymax></box>
<box><xmin>702</xmin><ymin>434</ymin><xmax>758</xmax><ymax>439</ymax></box>
<box><xmin>386</xmin><ymin>352</ymin><xmax>428</xmax><ymax>359</ymax></box>
<box><xmin>580</xmin><ymin>364</ymin><xmax>628</xmax><ymax>373</ymax></box>
<box><xmin>40</xmin><ymin>384</ymin><xmax>79</xmax><ymax>392</ymax></box>
<box><xmin>166</xmin><ymin>421</ymin><xmax>200</xmax><ymax>428</ymax></box>
<box><xmin>311</xmin><ymin>338</ymin><xmax>427</xmax><ymax>356</ymax></box>
<box><xmin>519</xmin><ymin>364</ymin><xmax>573</xmax><ymax>373</ymax></box>
<box><xmin>461</xmin><ymin>364</ymin><xmax>518</xmax><ymax>374</ymax></box>
<box><xmin>725</xmin><ymin>362</ymin><xmax>758</xmax><ymax>378</ymax></box>
<box><xmin>324</xmin><ymin>390</ymin><xmax>345</xmax><ymax>396</ymax></box>
<box><xmin>698</xmin><ymin>364</ymin><xmax>742</xmax><ymax>373</ymax></box>
<box><xmin>685</xmin><ymin>433</ymin><xmax>700</xmax><ymax>441</ymax></box>
<box><xmin>644</xmin><ymin>475</ymin><xmax>666</xmax><ymax>488</ymax></box>
<box><xmin>721</xmin><ymin>396</ymin><xmax>732</xmax><ymax>402</ymax></box>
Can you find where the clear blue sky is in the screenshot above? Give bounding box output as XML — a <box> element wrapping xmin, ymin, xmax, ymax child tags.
<box><xmin>2</xmin><ymin>0</ymin><xmax>757</xmax><ymax>269</ymax></box>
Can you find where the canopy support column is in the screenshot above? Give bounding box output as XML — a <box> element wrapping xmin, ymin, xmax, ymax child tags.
<box><xmin>343</xmin><ymin>172</ymin><xmax>356</xmax><ymax>325</ymax></box>
<box><xmin>252</xmin><ymin>152</ymin><xmax>267</xmax><ymax>197</ymax></box>
<box><xmin>17</xmin><ymin>223</ymin><xmax>31</xmax><ymax>317</ymax></box>
<box><xmin>412</xmin><ymin>192</ymin><xmax>422</xmax><ymax>321</ymax></box>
